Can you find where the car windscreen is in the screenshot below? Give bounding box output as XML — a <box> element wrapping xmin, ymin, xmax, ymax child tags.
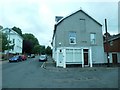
<box><xmin>40</xmin><ymin>55</ymin><xmax>46</xmax><ymax>58</ymax></box>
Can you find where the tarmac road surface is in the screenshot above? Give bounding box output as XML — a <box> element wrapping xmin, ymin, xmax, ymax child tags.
<box><xmin>1</xmin><ymin>56</ymin><xmax>119</xmax><ymax>88</ymax></box>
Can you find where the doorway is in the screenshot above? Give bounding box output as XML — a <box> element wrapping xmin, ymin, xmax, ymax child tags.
<box><xmin>83</xmin><ymin>49</ymin><xmax>89</xmax><ymax>66</ymax></box>
<box><xmin>112</xmin><ymin>53</ymin><xmax>118</xmax><ymax>64</ymax></box>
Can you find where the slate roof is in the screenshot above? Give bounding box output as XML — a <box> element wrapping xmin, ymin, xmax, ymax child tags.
<box><xmin>56</xmin><ymin>9</ymin><xmax>102</xmax><ymax>26</ymax></box>
<box><xmin>108</xmin><ymin>33</ymin><xmax>120</xmax><ymax>42</ymax></box>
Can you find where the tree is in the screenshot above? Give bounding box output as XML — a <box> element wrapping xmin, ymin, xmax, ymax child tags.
<box><xmin>0</xmin><ymin>25</ymin><xmax>3</xmax><ymax>30</ymax></box>
<box><xmin>32</xmin><ymin>45</ymin><xmax>41</xmax><ymax>54</ymax></box>
<box><xmin>1</xmin><ymin>32</ymin><xmax>12</xmax><ymax>52</ymax></box>
<box><xmin>103</xmin><ymin>32</ymin><xmax>111</xmax><ymax>41</ymax></box>
<box><xmin>12</xmin><ymin>26</ymin><xmax>23</xmax><ymax>37</ymax></box>
<box><xmin>45</xmin><ymin>46</ymin><xmax>52</xmax><ymax>55</ymax></box>
<box><xmin>104</xmin><ymin>32</ymin><xmax>111</xmax><ymax>38</ymax></box>
<box><xmin>23</xmin><ymin>33</ymin><xmax>40</xmax><ymax>54</ymax></box>
<box><xmin>22</xmin><ymin>40</ymin><xmax>33</xmax><ymax>54</ymax></box>
<box><xmin>40</xmin><ymin>45</ymin><xmax>46</xmax><ymax>54</ymax></box>
<box><xmin>23</xmin><ymin>33</ymin><xmax>39</xmax><ymax>45</ymax></box>
<box><xmin>0</xmin><ymin>31</ymin><xmax>2</xmax><ymax>52</ymax></box>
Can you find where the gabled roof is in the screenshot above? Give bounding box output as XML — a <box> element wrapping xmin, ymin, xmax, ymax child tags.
<box><xmin>56</xmin><ymin>9</ymin><xmax>102</xmax><ymax>26</ymax></box>
<box><xmin>106</xmin><ymin>33</ymin><xmax>120</xmax><ymax>42</ymax></box>
<box><xmin>52</xmin><ymin>9</ymin><xmax>102</xmax><ymax>45</ymax></box>
<box><xmin>1</xmin><ymin>28</ymin><xmax>23</xmax><ymax>39</ymax></box>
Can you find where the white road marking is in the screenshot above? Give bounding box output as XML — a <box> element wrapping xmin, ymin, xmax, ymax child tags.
<box><xmin>41</xmin><ymin>62</ymin><xmax>46</xmax><ymax>68</ymax></box>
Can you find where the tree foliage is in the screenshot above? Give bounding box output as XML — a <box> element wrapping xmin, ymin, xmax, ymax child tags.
<box><xmin>32</xmin><ymin>45</ymin><xmax>41</xmax><ymax>54</ymax></box>
<box><xmin>104</xmin><ymin>32</ymin><xmax>111</xmax><ymax>37</ymax></box>
<box><xmin>45</xmin><ymin>46</ymin><xmax>52</xmax><ymax>55</ymax></box>
<box><xmin>12</xmin><ymin>26</ymin><xmax>23</xmax><ymax>37</ymax></box>
<box><xmin>1</xmin><ymin>32</ymin><xmax>8</xmax><ymax>52</ymax></box>
<box><xmin>23</xmin><ymin>33</ymin><xmax>39</xmax><ymax>45</ymax></box>
<box><xmin>23</xmin><ymin>33</ymin><xmax>40</xmax><ymax>54</ymax></box>
<box><xmin>40</xmin><ymin>45</ymin><xmax>46</xmax><ymax>54</ymax></box>
<box><xmin>103</xmin><ymin>32</ymin><xmax>111</xmax><ymax>41</ymax></box>
<box><xmin>1</xmin><ymin>32</ymin><xmax>12</xmax><ymax>52</ymax></box>
<box><xmin>23</xmin><ymin>40</ymin><xmax>33</xmax><ymax>54</ymax></box>
<box><xmin>1</xmin><ymin>26</ymin><xmax>52</xmax><ymax>55</ymax></box>
<box><xmin>0</xmin><ymin>25</ymin><xmax>3</xmax><ymax>30</ymax></box>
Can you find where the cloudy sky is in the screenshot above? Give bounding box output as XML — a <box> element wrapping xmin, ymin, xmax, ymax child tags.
<box><xmin>0</xmin><ymin>0</ymin><xmax>119</xmax><ymax>46</ymax></box>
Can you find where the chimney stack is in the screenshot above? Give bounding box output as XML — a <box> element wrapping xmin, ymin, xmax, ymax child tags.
<box><xmin>55</xmin><ymin>16</ymin><xmax>63</xmax><ymax>22</ymax></box>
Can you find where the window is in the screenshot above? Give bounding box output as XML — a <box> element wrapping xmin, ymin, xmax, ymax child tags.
<box><xmin>110</xmin><ymin>41</ymin><xmax>113</xmax><ymax>46</ymax></box>
<box><xmin>69</xmin><ymin>31</ymin><xmax>76</xmax><ymax>44</ymax></box>
<box><xmin>79</xmin><ymin>19</ymin><xmax>86</xmax><ymax>32</ymax></box>
<box><xmin>90</xmin><ymin>33</ymin><xmax>96</xmax><ymax>44</ymax></box>
<box><xmin>13</xmin><ymin>39</ymin><xmax>15</xmax><ymax>44</ymax></box>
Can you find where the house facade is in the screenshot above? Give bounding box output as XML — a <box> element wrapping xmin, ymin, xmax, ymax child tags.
<box><xmin>52</xmin><ymin>9</ymin><xmax>105</xmax><ymax>68</ymax></box>
<box><xmin>2</xmin><ymin>28</ymin><xmax>23</xmax><ymax>54</ymax></box>
<box><xmin>104</xmin><ymin>33</ymin><xmax>120</xmax><ymax>64</ymax></box>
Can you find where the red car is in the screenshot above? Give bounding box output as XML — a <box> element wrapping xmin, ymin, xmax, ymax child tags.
<box><xmin>21</xmin><ymin>55</ymin><xmax>27</xmax><ymax>61</ymax></box>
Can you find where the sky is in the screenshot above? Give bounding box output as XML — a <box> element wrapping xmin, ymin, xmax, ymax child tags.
<box><xmin>0</xmin><ymin>0</ymin><xmax>119</xmax><ymax>47</ymax></box>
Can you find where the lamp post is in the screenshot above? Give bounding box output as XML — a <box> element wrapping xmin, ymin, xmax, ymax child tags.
<box><xmin>105</xmin><ymin>19</ymin><xmax>110</xmax><ymax>67</ymax></box>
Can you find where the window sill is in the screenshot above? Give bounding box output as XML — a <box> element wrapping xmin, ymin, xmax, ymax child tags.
<box><xmin>90</xmin><ymin>44</ymin><xmax>97</xmax><ymax>46</ymax></box>
<box><xmin>69</xmin><ymin>43</ymin><xmax>76</xmax><ymax>45</ymax></box>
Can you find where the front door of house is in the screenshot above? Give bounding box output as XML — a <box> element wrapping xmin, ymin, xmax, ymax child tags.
<box><xmin>83</xmin><ymin>49</ymin><xmax>89</xmax><ymax>65</ymax></box>
<box><xmin>112</xmin><ymin>53</ymin><xmax>118</xmax><ymax>64</ymax></box>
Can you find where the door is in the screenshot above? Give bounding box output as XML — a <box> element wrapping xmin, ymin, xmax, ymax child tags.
<box><xmin>112</xmin><ymin>53</ymin><xmax>118</xmax><ymax>64</ymax></box>
<box><xmin>83</xmin><ymin>49</ymin><xmax>89</xmax><ymax>65</ymax></box>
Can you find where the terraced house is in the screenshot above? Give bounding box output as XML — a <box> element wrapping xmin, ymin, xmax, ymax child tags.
<box><xmin>104</xmin><ymin>33</ymin><xmax>120</xmax><ymax>65</ymax></box>
<box><xmin>52</xmin><ymin>9</ymin><xmax>105</xmax><ymax>68</ymax></box>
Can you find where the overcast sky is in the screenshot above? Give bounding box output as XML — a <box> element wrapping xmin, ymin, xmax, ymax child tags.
<box><xmin>0</xmin><ymin>0</ymin><xmax>119</xmax><ymax>46</ymax></box>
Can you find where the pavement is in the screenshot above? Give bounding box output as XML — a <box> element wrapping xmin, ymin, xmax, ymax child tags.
<box><xmin>44</xmin><ymin>56</ymin><xmax>56</xmax><ymax>68</ymax></box>
<box><xmin>44</xmin><ymin>56</ymin><xmax>119</xmax><ymax>70</ymax></box>
<box><xmin>41</xmin><ymin>57</ymin><xmax>119</xmax><ymax>88</ymax></box>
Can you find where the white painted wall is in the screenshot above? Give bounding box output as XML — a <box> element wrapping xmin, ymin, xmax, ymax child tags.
<box><xmin>118</xmin><ymin>53</ymin><xmax>120</xmax><ymax>63</ymax></box>
<box><xmin>91</xmin><ymin>46</ymin><xmax>105</xmax><ymax>64</ymax></box>
<box><xmin>55</xmin><ymin>47</ymin><xmax>93</xmax><ymax>68</ymax></box>
<box><xmin>53</xmin><ymin>10</ymin><xmax>104</xmax><ymax>67</ymax></box>
<box><xmin>104</xmin><ymin>52</ymin><xmax>120</xmax><ymax>64</ymax></box>
<box><xmin>2</xmin><ymin>28</ymin><xmax>23</xmax><ymax>54</ymax></box>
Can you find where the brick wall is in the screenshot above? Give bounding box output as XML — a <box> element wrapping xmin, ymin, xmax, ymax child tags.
<box><xmin>104</xmin><ymin>38</ymin><xmax>120</xmax><ymax>52</ymax></box>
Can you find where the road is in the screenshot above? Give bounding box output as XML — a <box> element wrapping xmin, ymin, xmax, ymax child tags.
<box><xmin>1</xmin><ymin>56</ymin><xmax>119</xmax><ymax>88</ymax></box>
<box><xmin>2</xmin><ymin>56</ymin><xmax>45</xmax><ymax>88</ymax></box>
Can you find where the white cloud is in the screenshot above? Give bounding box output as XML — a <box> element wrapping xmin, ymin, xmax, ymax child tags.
<box><xmin>0</xmin><ymin>0</ymin><xmax>119</xmax><ymax>46</ymax></box>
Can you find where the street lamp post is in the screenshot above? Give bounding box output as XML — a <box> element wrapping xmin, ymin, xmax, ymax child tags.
<box><xmin>105</xmin><ymin>19</ymin><xmax>110</xmax><ymax>67</ymax></box>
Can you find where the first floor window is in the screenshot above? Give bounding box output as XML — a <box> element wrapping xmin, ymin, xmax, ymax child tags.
<box><xmin>70</xmin><ymin>37</ymin><xmax>76</xmax><ymax>44</ymax></box>
<box><xmin>69</xmin><ymin>31</ymin><xmax>76</xmax><ymax>44</ymax></box>
<box><xmin>13</xmin><ymin>39</ymin><xmax>15</xmax><ymax>44</ymax></box>
<box><xmin>90</xmin><ymin>33</ymin><xmax>96</xmax><ymax>44</ymax></box>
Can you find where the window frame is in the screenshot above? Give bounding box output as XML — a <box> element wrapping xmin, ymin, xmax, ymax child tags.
<box><xmin>69</xmin><ymin>31</ymin><xmax>76</xmax><ymax>44</ymax></box>
<box><xmin>90</xmin><ymin>33</ymin><xmax>96</xmax><ymax>45</ymax></box>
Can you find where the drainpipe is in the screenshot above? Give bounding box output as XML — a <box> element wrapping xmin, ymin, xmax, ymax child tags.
<box><xmin>105</xmin><ymin>19</ymin><xmax>110</xmax><ymax>67</ymax></box>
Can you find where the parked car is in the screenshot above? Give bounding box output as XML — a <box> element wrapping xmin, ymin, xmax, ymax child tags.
<box><xmin>21</xmin><ymin>55</ymin><xmax>27</xmax><ymax>61</ymax></box>
<box><xmin>31</xmin><ymin>54</ymin><xmax>35</xmax><ymax>58</ymax></box>
<box><xmin>9</xmin><ymin>55</ymin><xmax>22</xmax><ymax>62</ymax></box>
<box><xmin>39</xmin><ymin>55</ymin><xmax>47</xmax><ymax>62</ymax></box>
<box><xmin>27</xmin><ymin>55</ymin><xmax>31</xmax><ymax>58</ymax></box>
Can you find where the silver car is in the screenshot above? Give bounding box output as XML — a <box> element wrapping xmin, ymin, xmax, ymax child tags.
<box><xmin>39</xmin><ymin>55</ymin><xmax>47</xmax><ymax>62</ymax></box>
